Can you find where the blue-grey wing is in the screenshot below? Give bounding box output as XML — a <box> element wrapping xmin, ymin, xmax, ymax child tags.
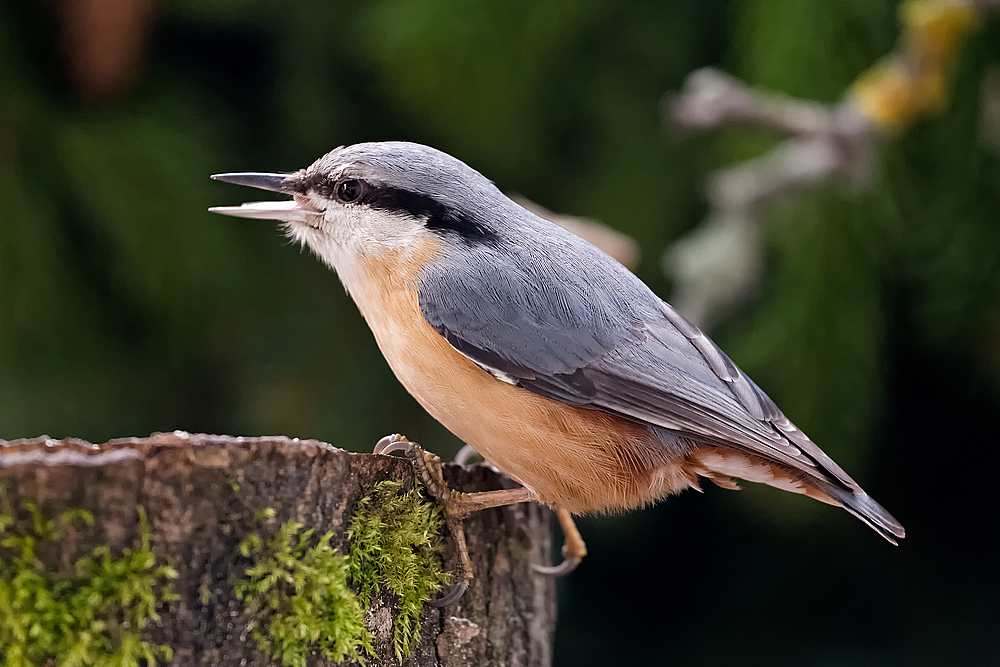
<box><xmin>417</xmin><ymin>228</ymin><xmax>903</xmax><ymax>543</ymax></box>
<box><xmin>417</xmin><ymin>237</ymin><xmax>856</xmax><ymax>489</ymax></box>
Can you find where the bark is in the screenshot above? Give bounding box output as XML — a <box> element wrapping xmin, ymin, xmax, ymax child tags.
<box><xmin>0</xmin><ymin>431</ymin><xmax>556</xmax><ymax>667</ymax></box>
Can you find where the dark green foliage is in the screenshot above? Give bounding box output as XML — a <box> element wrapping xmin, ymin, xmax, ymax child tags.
<box><xmin>347</xmin><ymin>481</ymin><xmax>450</xmax><ymax>661</ymax></box>
<box><xmin>0</xmin><ymin>493</ymin><xmax>178</xmax><ymax>667</ymax></box>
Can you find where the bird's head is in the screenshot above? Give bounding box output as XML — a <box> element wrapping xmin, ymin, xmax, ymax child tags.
<box><xmin>210</xmin><ymin>141</ymin><xmax>507</xmax><ymax>273</ymax></box>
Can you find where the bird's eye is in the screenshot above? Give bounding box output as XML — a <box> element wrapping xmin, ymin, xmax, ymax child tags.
<box><xmin>336</xmin><ymin>179</ymin><xmax>363</xmax><ymax>203</ymax></box>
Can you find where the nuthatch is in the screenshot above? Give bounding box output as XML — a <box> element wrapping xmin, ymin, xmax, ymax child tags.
<box><xmin>210</xmin><ymin>141</ymin><xmax>904</xmax><ymax>603</ymax></box>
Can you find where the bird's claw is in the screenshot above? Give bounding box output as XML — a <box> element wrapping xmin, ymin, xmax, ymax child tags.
<box><xmin>454</xmin><ymin>444</ymin><xmax>478</xmax><ymax>465</ymax></box>
<box><xmin>374</xmin><ymin>433</ymin><xmax>412</xmax><ymax>456</ymax></box>
<box><xmin>427</xmin><ymin>580</ymin><xmax>469</xmax><ymax>608</ymax></box>
<box><xmin>453</xmin><ymin>444</ymin><xmax>501</xmax><ymax>473</ymax></box>
<box><xmin>533</xmin><ymin>506</ymin><xmax>587</xmax><ymax>578</ymax></box>
<box><xmin>374</xmin><ymin>434</ymin><xmax>474</xmax><ymax>607</ymax></box>
<box><xmin>531</xmin><ymin>557</ymin><xmax>582</xmax><ymax>577</ymax></box>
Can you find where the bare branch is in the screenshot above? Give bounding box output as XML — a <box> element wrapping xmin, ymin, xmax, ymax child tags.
<box><xmin>663</xmin><ymin>0</ymin><xmax>989</xmax><ymax>329</ymax></box>
<box><xmin>669</xmin><ymin>68</ymin><xmax>838</xmax><ymax>138</ymax></box>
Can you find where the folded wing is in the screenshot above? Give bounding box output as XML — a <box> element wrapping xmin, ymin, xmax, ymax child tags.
<box><xmin>418</xmin><ymin>232</ymin><xmax>904</xmax><ymax>543</ymax></box>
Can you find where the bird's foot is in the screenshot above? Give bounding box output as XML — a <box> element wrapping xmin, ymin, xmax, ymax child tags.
<box><xmin>376</xmin><ymin>434</ymin><xmax>465</xmax><ymax>503</ymax></box>
<box><xmin>531</xmin><ymin>505</ymin><xmax>587</xmax><ymax>576</ymax></box>
<box><xmin>374</xmin><ymin>434</ymin><xmax>473</xmax><ymax>605</ymax></box>
<box><xmin>375</xmin><ymin>434</ymin><xmax>581</xmax><ymax>602</ymax></box>
<box><xmin>375</xmin><ymin>435</ymin><xmax>536</xmax><ymax>517</ymax></box>
<box><xmin>374</xmin><ymin>434</ymin><xmax>534</xmax><ymax>605</ymax></box>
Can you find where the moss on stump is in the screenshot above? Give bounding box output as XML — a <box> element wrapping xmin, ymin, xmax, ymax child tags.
<box><xmin>0</xmin><ymin>433</ymin><xmax>556</xmax><ymax>667</ymax></box>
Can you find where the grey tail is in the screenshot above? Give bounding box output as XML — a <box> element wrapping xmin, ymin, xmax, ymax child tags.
<box><xmin>829</xmin><ymin>487</ymin><xmax>905</xmax><ymax>545</ymax></box>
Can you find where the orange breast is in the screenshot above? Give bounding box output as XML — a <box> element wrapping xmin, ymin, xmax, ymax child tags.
<box><xmin>341</xmin><ymin>239</ymin><xmax>705</xmax><ymax>513</ymax></box>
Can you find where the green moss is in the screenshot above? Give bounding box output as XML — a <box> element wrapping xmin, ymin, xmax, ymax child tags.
<box><xmin>234</xmin><ymin>482</ymin><xmax>450</xmax><ymax>666</ymax></box>
<box><xmin>0</xmin><ymin>489</ymin><xmax>178</xmax><ymax>667</ymax></box>
<box><xmin>198</xmin><ymin>579</ymin><xmax>212</xmax><ymax>605</ymax></box>
<box><xmin>234</xmin><ymin>520</ymin><xmax>374</xmax><ymax>667</ymax></box>
<box><xmin>347</xmin><ymin>481</ymin><xmax>450</xmax><ymax>662</ymax></box>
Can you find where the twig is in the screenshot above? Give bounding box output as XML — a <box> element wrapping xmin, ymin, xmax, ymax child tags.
<box><xmin>664</xmin><ymin>0</ymin><xmax>987</xmax><ymax>330</ymax></box>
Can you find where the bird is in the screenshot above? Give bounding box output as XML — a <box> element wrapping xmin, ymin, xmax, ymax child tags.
<box><xmin>210</xmin><ymin>141</ymin><xmax>904</xmax><ymax>600</ymax></box>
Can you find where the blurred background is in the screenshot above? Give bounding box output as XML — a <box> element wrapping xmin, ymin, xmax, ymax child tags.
<box><xmin>1</xmin><ymin>0</ymin><xmax>998</xmax><ymax>664</ymax></box>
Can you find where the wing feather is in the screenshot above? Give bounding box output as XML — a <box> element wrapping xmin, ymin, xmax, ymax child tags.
<box><xmin>418</xmin><ymin>229</ymin><xmax>866</xmax><ymax>497</ymax></box>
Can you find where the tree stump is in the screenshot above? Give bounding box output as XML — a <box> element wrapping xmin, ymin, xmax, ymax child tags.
<box><xmin>0</xmin><ymin>432</ymin><xmax>556</xmax><ymax>667</ymax></box>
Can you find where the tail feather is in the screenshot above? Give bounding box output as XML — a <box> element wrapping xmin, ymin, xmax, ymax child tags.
<box><xmin>829</xmin><ymin>487</ymin><xmax>905</xmax><ymax>545</ymax></box>
<box><xmin>689</xmin><ymin>445</ymin><xmax>905</xmax><ymax>543</ymax></box>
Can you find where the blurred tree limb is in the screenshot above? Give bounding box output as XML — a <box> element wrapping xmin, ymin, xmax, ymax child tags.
<box><xmin>60</xmin><ymin>0</ymin><xmax>153</xmax><ymax>103</ymax></box>
<box><xmin>665</xmin><ymin>0</ymin><xmax>993</xmax><ymax>330</ymax></box>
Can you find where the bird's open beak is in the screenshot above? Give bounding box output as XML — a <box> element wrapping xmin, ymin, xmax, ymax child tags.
<box><xmin>209</xmin><ymin>172</ymin><xmax>314</xmax><ymax>223</ymax></box>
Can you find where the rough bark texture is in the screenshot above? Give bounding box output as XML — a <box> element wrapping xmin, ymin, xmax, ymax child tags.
<box><xmin>0</xmin><ymin>431</ymin><xmax>556</xmax><ymax>667</ymax></box>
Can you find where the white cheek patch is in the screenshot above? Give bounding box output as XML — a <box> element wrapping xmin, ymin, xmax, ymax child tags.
<box><xmin>322</xmin><ymin>205</ymin><xmax>428</xmax><ymax>253</ymax></box>
<box><xmin>282</xmin><ymin>203</ymin><xmax>435</xmax><ymax>310</ymax></box>
<box><xmin>362</xmin><ymin>209</ymin><xmax>428</xmax><ymax>248</ymax></box>
<box><xmin>284</xmin><ymin>203</ymin><xmax>430</xmax><ymax>272</ymax></box>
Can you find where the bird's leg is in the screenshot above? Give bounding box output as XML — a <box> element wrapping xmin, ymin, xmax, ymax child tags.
<box><xmin>373</xmin><ymin>434</ymin><xmax>534</xmax><ymax>606</ymax></box>
<box><xmin>451</xmin><ymin>445</ymin><xmax>588</xmax><ymax>578</ymax></box>
<box><xmin>376</xmin><ymin>435</ymin><xmax>533</xmax><ymax>516</ymax></box>
<box><xmin>532</xmin><ymin>506</ymin><xmax>587</xmax><ymax>576</ymax></box>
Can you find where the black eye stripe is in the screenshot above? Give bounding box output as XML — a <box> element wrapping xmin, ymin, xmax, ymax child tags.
<box><xmin>361</xmin><ymin>187</ymin><xmax>497</xmax><ymax>244</ymax></box>
<box><xmin>296</xmin><ymin>173</ymin><xmax>336</xmax><ymax>199</ymax></box>
<box><xmin>291</xmin><ymin>173</ymin><xmax>497</xmax><ymax>244</ymax></box>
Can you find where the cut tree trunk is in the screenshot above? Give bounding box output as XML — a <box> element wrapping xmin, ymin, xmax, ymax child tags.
<box><xmin>0</xmin><ymin>432</ymin><xmax>556</xmax><ymax>667</ymax></box>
